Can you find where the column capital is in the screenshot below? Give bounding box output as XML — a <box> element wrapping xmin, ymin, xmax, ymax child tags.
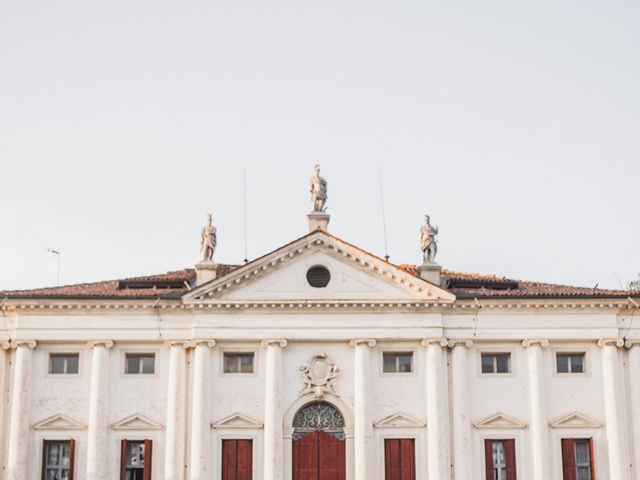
<box><xmin>9</xmin><ymin>340</ymin><xmax>37</xmax><ymax>349</ymax></box>
<box><xmin>87</xmin><ymin>340</ymin><xmax>113</xmax><ymax>349</ymax></box>
<box><xmin>349</xmin><ymin>338</ymin><xmax>376</xmax><ymax>348</ymax></box>
<box><xmin>448</xmin><ymin>339</ymin><xmax>473</xmax><ymax>348</ymax></box>
<box><xmin>190</xmin><ymin>339</ymin><xmax>216</xmax><ymax>348</ymax></box>
<box><xmin>261</xmin><ymin>339</ymin><xmax>288</xmax><ymax>348</ymax></box>
<box><xmin>598</xmin><ymin>338</ymin><xmax>624</xmax><ymax>348</ymax></box>
<box><xmin>1</xmin><ymin>341</ymin><xmax>10</xmax><ymax>350</ymax></box>
<box><xmin>166</xmin><ymin>340</ymin><xmax>192</xmax><ymax>348</ymax></box>
<box><xmin>422</xmin><ymin>337</ymin><xmax>448</xmax><ymax>347</ymax></box>
<box><xmin>625</xmin><ymin>338</ymin><xmax>640</xmax><ymax>348</ymax></box>
<box><xmin>522</xmin><ymin>339</ymin><xmax>549</xmax><ymax>348</ymax></box>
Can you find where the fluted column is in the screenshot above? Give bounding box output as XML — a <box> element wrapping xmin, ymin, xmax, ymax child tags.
<box><xmin>0</xmin><ymin>342</ymin><xmax>10</xmax><ymax>469</ymax></box>
<box><xmin>422</xmin><ymin>338</ymin><xmax>450</xmax><ymax>480</ymax></box>
<box><xmin>263</xmin><ymin>339</ymin><xmax>288</xmax><ymax>480</ymax></box>
<box><xmin>449</xmin><ymin>340</ymin><xmax>473</xmax><ymax>480</ymax></box>
<box><xmin>350</xmin><ymin>339</ymin><xmax>376</xmax><ymax>480</ymax></box>
<box><xmin>523</xmin><ymin>339</ymin><xmax>550</xmax><ymax>480</ymax></box>
<box><xmin>165</xmin><ymin>341</ymin><xmax>190</xmax><ymax>480</ymax></box>
<box><xmin>6</xmin><ymin>340</ymin><xmax>36</xmax><ymax>480</ymax></box>
<box><xmin>189</xmin><ymin>340</ymin><xmax>215</xmax><ymax>480</ymax></box>
<box><xmin>626</xmin><ymin>340</ymin><xmax>640</xmax><ymax>480</ymax></box>
<box><xmin>86</xmin><ymin>340</ymin><xmax>113</xmax><ymax>480</ymax></box>
<box><xmin>599</xmin><ymin>338</ymin><xmax>629</xmax><ymax>480</ymax></box>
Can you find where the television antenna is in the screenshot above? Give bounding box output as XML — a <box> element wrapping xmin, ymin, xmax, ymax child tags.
<box><xmin>47</xmin><ymin>248</ymin><xmax>61</xmax><ymax>286</ymax></box>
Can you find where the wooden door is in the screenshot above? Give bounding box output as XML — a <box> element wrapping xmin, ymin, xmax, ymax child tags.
<box><xmin>384</xmin><ymin>439</ymin><xmax>415</xmax><ymax>480</ymax></box>
<box><xmin>222</xmin><ymin>439</ymin><xmax>253</xmax><ymax>480</ymax></box>
<box><xmin>293</xmin><ymin>431</ymin><xmax>346</xmax><ymax>480</ymax></box>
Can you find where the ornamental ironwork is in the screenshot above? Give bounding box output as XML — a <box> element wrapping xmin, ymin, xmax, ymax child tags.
<box><xmin>292</xmin><ymin>402</ymin><xmax>345</xmax><ymax>440</ymax></box>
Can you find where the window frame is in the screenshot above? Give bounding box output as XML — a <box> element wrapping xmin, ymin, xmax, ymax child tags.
<box><xmin>219</xmin><ymin>346</ymin><xmax>259</xmax><ymax>377</ymax></box>
<box><xmin>42</xmin><ymin>439</ymin><xmax>75</xmax><ymax>480</ymax></box>
<box><xmin>553</xmin><ymin>349</ymin><xmax>590</xmax><ymax>377</ymax></box>
<box><xmin>478</xmin><ymin>350</ymin><xmax>514</xmax><ymax>377</ymax></box>
<box><xmin>48</xmin><ymin>353</ymin><xmax>80</xmax><ymax>376</ymax></box>
<box><xmin>483</xmin><ymin>438</ymin><xmax>517</xmax><ymax>480</ymax></box>
<box><xmin>222</xmin><ymin>352</ymin><xmax>256</xmax><ymax>375</ymax></box>
<box><xmin>120</xmin><ymin>439</ymin><xmax>153</xmax><ymax>480</ymax></box>
<box><xmin>378</xmin><ymin>344</ymin><xmax>419</xmax><ymax>377</ymax></box>
<box><xmin>382</xmin><ymin>351</ymin><xmax>414</xmax><ymax>375</ymax></box>
<box><xmin>561</xmin><ymin>437</ymin><xmax>595</xmax><ymax>480</ymax></box>
<box><xmin>44</xmin><ymin>348</ymin><xmax>83</xmax><ymax>379</ymax></box>
<box><xmin>122</xmin><ymin>350</ymin><xmax>158</xmax><ymax>377</ymax></box>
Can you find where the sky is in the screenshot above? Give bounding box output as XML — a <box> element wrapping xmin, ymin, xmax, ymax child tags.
<box><xmin>0</xmin><ymin>1</ymin><xmax>639</xmax><ymax>291</ymax></box>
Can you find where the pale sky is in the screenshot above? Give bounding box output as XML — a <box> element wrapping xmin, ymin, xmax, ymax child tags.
<box><xmin>1</xmin><ymin>1</ymin><xmax>639</xmax><ymax>291</ymax></box>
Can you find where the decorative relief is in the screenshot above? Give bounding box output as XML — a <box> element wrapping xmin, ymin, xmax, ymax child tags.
<box><xmin>292</xmin><ymin>402</ymin><xmax>345</xmax><ymax>440</ymax></box>
<box><xmin>299</xmin><ymin>353</ymin><xmax>339</xmax><ymax>399</ymax></box>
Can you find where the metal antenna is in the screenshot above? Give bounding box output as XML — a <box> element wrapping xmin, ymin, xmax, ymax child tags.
<box><xmin>47</xmin><ymin>248</ymin><xmax>61</xmax><ymax>285</ymax></box>
<box><xmin>243</xmin><ymin>169</ymin><xmax>249</xmax><ymax>263</ymax></box>
<box><xmin>377</xmin><ymin>164</ymin><xmax>390</xmax><ymax>261</ymax></box>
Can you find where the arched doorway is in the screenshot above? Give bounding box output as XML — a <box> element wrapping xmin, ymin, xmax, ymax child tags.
<box><xmin>292</xmin><ymin>402</ymin><xmax>346</xmax><ymax>480</ymax></box>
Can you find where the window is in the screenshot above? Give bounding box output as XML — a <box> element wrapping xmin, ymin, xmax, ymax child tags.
<box><xmin>557</xmin><ymin>353</ymin><xmax>585</xmax><ymax>374</ymax></box>
<box><xmin>49</xmin><ymin>354</ymin><xmax>79</xmax><ymax>375</ymax></box>
<box><xmin>42</xmin><ymin>440</ymin><xmax>75</xmax><ymax>480</ymax></box>
<box><xmin>222</xmin><ymin>439</ymin><xmax>253</xmax><ymax>480</ymax></box>
<box><xmin>382</xmin><ymin>352</ymin><xmax>413</xmax><ymax>373</ymax></box>
<box><xmin>484</xmin><ymin>439</ymin><xmax>516</xmax><ymax>480</ymax></box>
<box><xmin>306</xmin><ymin>266</ymin><xmax>331</xmax><ymax>288</ymax></box>
<box><xmin>223</xmin><ymin>353</ymin><xmax>255</xmax><ymax>374</ymax></box>
<box><xmin>481</xmin><ymin>353</ymin><xmax>510</xmax><ymax>374</ymax></box>
<box><xmin>384</xmin><ymin>438</ymin><xmax>415</xmax><ymax>479</ymax></box>
<box><xmin>120</xmin><ymin>440</ymin><xmax>152</xmax><ymax>480</ymax></box>
<box><xmin>561</xmin><ymin>438</ymin><xmax>594</xmax><ymax>480</ymax></box>
<box><xmin>125</xmin><ymin>354</ymin><xmax>155</xmax><ymax>375</ymax></box>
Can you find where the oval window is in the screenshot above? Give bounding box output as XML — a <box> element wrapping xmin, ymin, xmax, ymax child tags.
<box><xmin>306</xmin><ymin>266</ymin><xmax>331</xmax><ymax>288</ymax></box>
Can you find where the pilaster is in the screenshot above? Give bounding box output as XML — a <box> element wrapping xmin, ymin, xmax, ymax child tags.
<box><xmin>262</xmin><ymin>339</ymin><xmax>288</xmax><ymax>480</ymax></box>
<box><xmin>165</xmin><ymin>341</ymin><xmax>190</xmax><ymax>480</ymax></box>
<box><xmin>448</xmin><ymin>340</ymin><xmax>473</xmax><ymax>480</ymax></box>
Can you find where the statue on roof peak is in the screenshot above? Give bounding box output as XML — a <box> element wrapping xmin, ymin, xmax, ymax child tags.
<box><xmin>310</xmin><ymin>164</ymin><xmax>328</xmax><ymax>212</ymax></box>
<box><xmin>200</xmin><ymin>213</ymin><xmax>217</xmax><ymax>263</ymax></box>
<box><xmin>421</xmin><ymin>214</ymin><xmax>439</xmax><ymax>264</ymax></box>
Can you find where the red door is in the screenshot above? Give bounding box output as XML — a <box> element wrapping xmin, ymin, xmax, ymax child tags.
<box><xmin>293</xmin><ymin>431</ymin><xmax>346</xmax><ymax>480</ymax></box>
<box><xmin>384</xmin><ymin>439</ymin><xmax>415</xmax><ymax>480</ymax></box>
<box><xmin>222</xmin><ymin>439</ymin><xmax>253</xmax><ymax>480</ymax></box>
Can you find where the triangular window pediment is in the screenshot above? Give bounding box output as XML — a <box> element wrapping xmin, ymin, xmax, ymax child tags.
<box><xmin>184</xmin><ymin>232</ymin><xmax>454</xmax><ymax>304</ymax></box>
<box><xmin>212</xmin><ymin>413</ymin><xmax>263</xmax><ymax>429</ymax></box>
<box><xmin>550</xmin><ymin>412</ymin><xmax>602</xmax><ymax>429</ymax></box>
<box><xmin>34</xmin><ymin>414</ymin><xmax>85</xmax><ymax>430</ymax></box>
<box><xmin>374</xmin><ymin>412</ymin><xmax>426</xmax><ymax>428</ymax></box>
<box><xmin>474</xmin><ymin>412</ymin><xmax>527</xmax><ymax>429</ymax></box>
<box><xmin>112</xmin><ymin>414</ymin><xmax>163</xmax><ymax>431</ymax></box>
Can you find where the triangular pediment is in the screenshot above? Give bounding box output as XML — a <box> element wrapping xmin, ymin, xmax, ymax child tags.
<box><xmin>212</xmin><ymin>412</ymin><xmax>263</xmax><ymax>429</ymax></box>
<box><xmin>184</xmin><ymin>231</ymin><xmax>454</xmax><ymax>304</ymax></box>
<box><xmin>112</xmin><ymin>414</ymin><xmax>163</xmax><ymax>431</ymax></box>
<box><xmin>34</xmin><ymin>414</ymin><xmax>85</xmax><ymax>430</ymax></box>
<box><xmin>374</xmin><ymin>412</ymin><xmax>426</xmax><ymax>428</ymax></box>
<box><xmin>474</xmin><ymin>412</ymin><xmax>527</xmax><ymax>429</ymax></box>
<box><xmin>550</xmin><ymin>412</ymin><xmax>602</xmax><ymax>429</ymax></box>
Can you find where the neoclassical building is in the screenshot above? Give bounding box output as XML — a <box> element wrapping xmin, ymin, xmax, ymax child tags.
<box><xmin>1</xmin><ymin>175</ymin><xmax>639</xmax><ymax>480</ymax></box>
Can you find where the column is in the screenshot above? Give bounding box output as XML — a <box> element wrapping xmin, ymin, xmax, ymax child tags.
<box><xmin>6</xmin><ymin>340</ymin><xmax>36</xmax><ymax>480</ymax></box>
<box><xmin>86</xmin><ymin>340</ymin><xmax>113</xmax><ymax>480</ymax></box>
<box><xmin>422</xmin><ymin>338</ymin><xmax>450</xmax><ymax>480</ymax></box>
<box><xmin>165</xmin><ymin>341</ymin><xmax>189</xmax><ymax>480</ymax></box>
<box><xmin>0</xmin><ymin>342</ymin><xmax>10</xmax><ymax>468</ymax></box>
<box><xmin>449</xmin><ymin>340</ymin><xmax>473</xmax><ymax>480</ymax></box>
<box><xmin>626</xmin><ymin>340</ymin><xmax>640</xmax><ymax>480</ymax></box>
<box><xmin>523</xmin><ymin>339</ymin><xmax>550</xmax><ymax>480</ymax></box>
<box><xmin>189</xmin><ymin>340</ymin><xmax>215</xmax><ymax>480</ymax></box>
<box><xmin>599</xmin><ymin>338</ymin><xmax>629</xmax><ymax>480</ymax></box>
<box><xmin>263</xmin><ymin>339</ymin><xmax>287</xmax><ymax>480</ymax></box>
<box><xmin>350</xmin><ymin>339</ymin><xmax>376</xmax><ymax>480</ymax></box>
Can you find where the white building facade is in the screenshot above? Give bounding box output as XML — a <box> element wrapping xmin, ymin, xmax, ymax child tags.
<box><xmin>1</xmin><ymin>225</ymin><xmax>639</xmax><ymax>480</ymax></box>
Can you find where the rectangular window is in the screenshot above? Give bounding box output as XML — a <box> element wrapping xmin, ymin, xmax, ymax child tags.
<box><xmin>222</xmin><ymin>439</ymin><xmax>253</xmax><ymax>480</ymax></box>
<box><xmin>125</xmin><ymin>354</ymin><xmax>155</xmax><ymax>375</ymax></box>
<box><xmin>383</xmin><ymin>352</ymin><xmax>413</xmax><ymax>373</ymax></box>
<box><xmin>120</xmin><ymin>439</ymin><xmax>152</xmax><ymax>480</ymax></box>
<box><xmin>481</xmin><ymin>353</ymin><xmax>511</xmax><ymax>374</ymax></box>
<box><xmin>42</xmin><ymin>439</ymin><xmax>75</xmax><ymax>480</ymax></box>
<box><xmin>556</xmin><ymin>353</ymin><xmax>585</xmax><ymax>374</ymax></box>
<box><xmin>484</xmin><ymin>439</ymin><xmax>516</xmax><ymax>480</ymax></box>
<box><xmin>384</xmin><ymin>438</ymin><xmax>415</xmax><ymax>480</ymax></box>
<box><xmin>561</xmin><ymin>438</ymin><xmax>595</xmax><ymax>480</ymax></box>
<box><xmin>223</xmin><ymin>353</ymin><xmax>255</xmax><ymax>374</ymax></box>
<box><xmin>49</xmin><ymin>354</ymin><xmax>79</xmax><ymax>375</ymax></box>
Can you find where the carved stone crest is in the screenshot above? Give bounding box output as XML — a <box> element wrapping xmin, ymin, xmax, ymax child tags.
<box><xmin>299</xmin><ymin>353</ymin><xmax>339</xmax><ymax>399</ymax></box>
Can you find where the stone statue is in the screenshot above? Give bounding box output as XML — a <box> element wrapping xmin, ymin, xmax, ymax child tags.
<box><xmin>421</xmin><ymin>214</ymin><xmax>439</xmax><ymax>264</ymax></box>
<box><xmin>309</xmin><ymin>164</ymin><xmax>328</xmax><ymax>212</ymax></box>
<box><xmin>200</xmin><ymin>213</ymin><xmax>217</xmax><ymax>262</ymax></box>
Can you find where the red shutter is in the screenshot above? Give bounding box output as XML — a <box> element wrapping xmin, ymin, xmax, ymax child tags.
<box><xmin>120</xmin><ymin>440</ymin><xmax>128</xmax><ymax>480</ymax></box>
<box><xmin>69</xmin><ymin>439</ymin><xmax>76</xmax><ymax>480</ymax></box>
<box><xmin>143</xmin><ymin>439</ymin><xmax>153</xmax><ymax>480</ymax></box>
<box><xmin>484</xmin><ymin>440</ymin><xmax>494</xmax><ymax>480</ymax></box>
<box><xmin>385</xmin><ymin>439</ymin><xmax>400</xmax><ymax>480</ymax></box>
<box><xmin>384</xmin><ymin>439</ymin><xmax>415</xmax><ymax>480</ymax></box>
<box><xmin>589</xmin><ymin>438</ymin><xmax>596</xmax><ymax>480</ymax></box>
<box><xmin>222</xmin><ymin>440</ymin><xmax>238</xmax><ymax>480</ymax></box>
<box><xmin>237</xmin><ymin>439</ymin><xmax>253</xmax><ymax>480</ymax></box>
<box><xmin>400</xmin><ymin>439</ymin><xmax>415</xmax><ymax>480</ymax></box>
<box><xmin>504</xmin><ymin>439</ymin><xmax>517</xmax><ymax>480</ymax></box>
<box><xmin>41</xmin><ymin>440</ymin><xmax>48</xmax><ymax>480</ymax></box>
<box><xmin>561</xmin><ymin>439</ymin><xmax>576</xmax><ymax>480</ymax></box>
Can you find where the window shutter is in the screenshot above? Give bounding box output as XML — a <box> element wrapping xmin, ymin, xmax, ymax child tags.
<box><xmin>561</xmin><ymin>439</ymin><xmax>576</xmax><ymax>480</ymax></box>
<box><xmin>384</xmin><ymin>439</ymin><xmax>400</xmax><ymax>480</ymax></box>
<box><xmin>484</xmin><ymin>440</ymin><xmax>494</xmax><ymax>480</ymax></box>
<box><xmin>589</xmin><ymin>438</ymin><xmax>596</xmax><ymax>480</ymax></box>
<box><xmin>143</xmin><ymin>439</ymin><xmax>153</xmax><ymax>480</ymax></box>
<box><xmin>120</xmin><ymin>440</ymin><xmax>128</xmax><ymax>480</ymax></box>
<box><xmin>237</xmin><ymin>439</ymin><xmax>253</xmax><ymax>480</ymax></box>
<box><xmin>400</xmin><ymin>439</ymin><xmax>416</xmax><ymax>480</ymax></box>
<box><xmin>69</xmin><ymin>439</ymin><xmax>76</xmax><ymax>480</ymax></box>
<box><xmin>504</xmin><ymin>439</ymin><xmax>517</xmax><ymax>480</ymax></box>
<box><xmin>41</xmin><ymin>440</ymin><xmax>48</xmax><ymax>480</ymax></box>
